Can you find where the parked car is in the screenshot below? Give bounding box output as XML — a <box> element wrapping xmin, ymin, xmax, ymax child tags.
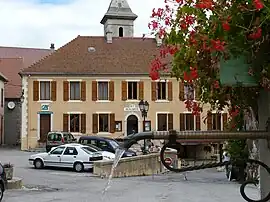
<box><xmin>29</xmin><ymin>143</ymin><xmax>108</xmax><ymax>172</ymax></box>
<box><xmin>0</xmin><ymin>163</ymin><xmax>6</xmax><ymax>201</ymax></box>
<box><xmin>46</xmin><ymin>131</ymin><xmax>77</xmax><ymax>152</ymax></box>
<box><xmin>78</xmin><ymin>136</ymin><xmax>136</xmax><ymax>157</ymax></box>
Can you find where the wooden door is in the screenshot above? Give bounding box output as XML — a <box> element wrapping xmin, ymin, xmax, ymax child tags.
<box><xmin>40</xmin><ymin>114</ymin><xmax>51</xmax><ymax>142</ymax></box>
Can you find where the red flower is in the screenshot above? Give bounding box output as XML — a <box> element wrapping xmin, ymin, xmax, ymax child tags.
<box><xmin>150</xmin><ymin>70</ymin><xmax>160</xmax><ymax>81</ymax></box>
<box><xmin>183</xmin><ymin>68</ymin><xmax>198</xmax><ymax>82</ymax></box>
<box><xmin>213</xmin><ymin>80</ymin><xmax>220</xmax><ymax>89</ymax></box>
<box><xmin>195</xmin><ymin>0</ymin><xmax>214</xmax><ymax>10</ymax></box>
<box><xmin>222</xmin><ymin>21</ymin><xmax>230</xmax><ymax>31</ymax></box>
<box><xmin>253</xmin><ymin>0</ymin><xmax>264</xmax><ymax>10</ymax></box>
<box><xmin>248</xmin><ymin>28</ymin><xmax>262</xmax><ymax>40</ymax></box>
<box><xmin>211</xmin><ymin>39</ymin><xmax>225</xmax><ymax>52</ymax></box>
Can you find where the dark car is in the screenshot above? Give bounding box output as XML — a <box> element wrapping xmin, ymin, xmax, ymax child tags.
<box><xmin>0</xmin><ymin>163</ymin><xmax>6</xmax><ymax>201</ymax></box>
<box><xmin>78</xmin><ymin>136</ymin><xmax>136</xmax><ymax>157</ymax></box>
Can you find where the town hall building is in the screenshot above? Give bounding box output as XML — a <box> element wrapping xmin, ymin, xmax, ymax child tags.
<box><xmin>20</xmin><ymin>0</ymin><xmax>228</xmax><ymax>158</ymax></box>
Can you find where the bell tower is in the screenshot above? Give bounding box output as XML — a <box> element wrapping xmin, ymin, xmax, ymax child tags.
<box><xmin>101</xmin><ymin>0</ymin><xmax>138</xmax><ymax>38</ymax></box>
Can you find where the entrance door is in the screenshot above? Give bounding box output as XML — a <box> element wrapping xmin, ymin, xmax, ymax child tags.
<box><xmin>126</xmin><ymin>115</ymin><xmax>138</xmax><ymax>135</ymax></box>
<box><xmin>39</xmin><ymin>114</ymin><xmax>51</xmax><ymax>142</ymax></box>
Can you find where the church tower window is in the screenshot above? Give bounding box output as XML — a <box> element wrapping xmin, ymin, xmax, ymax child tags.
<box><xmin>119</xmin><ymin>27</ymin><xmax>124</xmax><ymax>37</ymax></box>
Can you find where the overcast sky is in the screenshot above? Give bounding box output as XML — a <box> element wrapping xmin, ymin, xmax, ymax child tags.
<box><xmin>0</xmin><ymin>0</ymin><xmax>165</xmax><ymax>49</ymax></box>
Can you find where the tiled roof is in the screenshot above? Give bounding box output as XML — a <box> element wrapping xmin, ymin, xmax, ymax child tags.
<box><xmin>21</xmin><ymin>36</ymin><xmax>161</xmax><ymax>75</ymax></box>
<box><xmin>0</xmin><ymin>46</ymin><xmax>52</xmax><ymax>68</ymax></box>
<box><xmin>0</xmin><ymin>58</ymin><xmax>23</xmax><ymax>98</ymax></box>
<box><xmin>0</xmin><ymin>46</ymin><xmax>52</xmax><ymax>98</ymax></box>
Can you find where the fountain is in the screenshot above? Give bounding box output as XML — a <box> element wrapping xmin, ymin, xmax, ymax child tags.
<box><xmin>119</xmin><ymin>129</ymin><xmax>270</xmax><ymax>202</ymax></box>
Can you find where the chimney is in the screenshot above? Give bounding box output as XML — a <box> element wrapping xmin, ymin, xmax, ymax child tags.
<box><xmin>106</xmin><ymin>31</ymin><xmax>113</xmax><ymax>44</ymax></box>
<box><xmin>50</xmin><ymin>43</ymin><xmax>55</xmax><ymax>50</ymax></box>
<box><xmin>155</xmin><ymin>34</ymin><xmax>162</xmax><ymax>47</ymax></box>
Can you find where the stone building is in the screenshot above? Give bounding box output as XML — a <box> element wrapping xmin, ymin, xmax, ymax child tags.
<box><xmin>19</xmin><ymin>0</ymin><xmax>228</xmax><ymax>160</ymax></box>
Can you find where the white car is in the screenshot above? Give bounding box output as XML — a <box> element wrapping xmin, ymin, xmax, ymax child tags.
<box><xmin>29</xmin><ymin>143</ymin><xmax>115</xmax><ymax>172</ymax></box>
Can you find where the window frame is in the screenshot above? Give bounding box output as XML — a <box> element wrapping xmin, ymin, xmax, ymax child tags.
<box><xmin>98</xmin><ymin>113</ymin><xmax>110</xmax><ymax>132</ymax></box>
<box><xmin>97</xmin><ymin>81</ymin><xmax>109</xmax><ymax>101</ymax></box>
<box><xmin>156</xmin><ymin>81</ymin><xmax>167</xmax><ymax>100</ymax></box>
<box><xmin>50</xmin><ymin>146</ymin><xmax>65</xmax><ymax>155</ymax></box>
<box><xmin>127</xmin><ymin>81</ymin><xmax>138</xmax><ymax>100</ymax></box>
<box><xmin>183</xmin><ymin>113</ymin><xmax>196</xmax><ymax>131</ymax></box>
<box><xmin>63</xmin><ymin>147</ymin><xmax>78</xmax><ymax>156</ymax></box>
<box><xmin>184</xmin><ymin>83</ymin><xmax>195</xmax><ymax>100</ymax></box>
<box><xmin>69</xmin><ymin>81</ymin><xmax>81</xmax><ymax>101</ymax></box>
<box><xmin>39</xmin><ymin>81</ymin><xmax>51</xmax><ymax>101</ymax></box>
<box><xmin>212</xmin><ymin>113</ymin><xmax>222</xmax><ymax>130</ymax></box>
<box><xmin>69</xmin><ymin>114</ymin><xmax>81</xmax><ymax>133</ymax></box>
<box><xmin>156</xmin><ymin>113</ymin><xmax>169</xmax><ymax>131</ymax></box>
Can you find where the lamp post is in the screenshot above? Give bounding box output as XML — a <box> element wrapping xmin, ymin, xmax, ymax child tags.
<box><xmin>138</xmin><ymin>100</ymin><xmax>149</xmax><ymax>155</ymax></box>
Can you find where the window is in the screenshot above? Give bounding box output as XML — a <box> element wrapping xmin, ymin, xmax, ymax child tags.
<box><xmin>99</xmin><ymin>140</ymin><xmax>110</xmax><ymax>150</ymax></box>
<box><xmin>40</xmin><ymin>81</ymin><xmax>51</xmax><ymax>100</ymax></box>
<box><xmin>0</xmin><ymin>88</ymin><xmax>3</xmax><ymax>107</ymax></box>
<box><xmin>99</xmin><ymin>114</ymin><xmax>109</xmax><ymax>132</ymax></box>
<box><xmin>82</xmin><ymin>146</ymin><xmax>99</xmax><ymax>154</ymax></box>
<box><xmin>50</xmin><ymin>147</ymin><xmax>65</xmax><ymax>155</ymax></box>
<box><xmin>63</xmin><ymin>133</ymin><xmax>74</xmax><ymax>141</ymax></box>
<box><xmin>70</xmin><ymin>81</ymin><xmax>80</xmax><ymax>100</ymax></box>
<box><xmin>98</xmin><ymin>82</ymin><xmax>109</xmax><ymax>100</ymax></box>
<box><xmin>119</xmin><ymin>27</ymin><xmax>123</xmax><ymax>37</ymax></box>
<box><xmin>212</xmin><ymin>113</ymin><xmax>222</xmax><ymax>130</ymax></box>
<box><xmin>63</xmin><ymin>147</ymin><xmax>78</xmax><ymax>155</ymax></box>
<box><xmin>184</xmin><ymin>114</ymin><xmax>195</xmax><ymax>130</ymax></box>
<box><xmin>47</xmin><ymin>133</ymin><xmax>62</xmax><ymax>141</ymax></box>
<box><xmin>70</xmin><ymin>114</ymin><xmax>80</xmax><ymax>132</ymax></box>
<box><xmin>157</xmin><ymin>82</ymin><xmax>167</xmax><ymax>100</ymax></box>
<box><xmin>127</xmin><ymin>82</ymin><xmax>138</xmax><ymax>100</ymax></box>
<box><xmin>184</xmin><ymin>84</ymin><xmax>195</xmax><ymax>100</ymax></box>
<box><xmin>157</xmin><ymin>114</ymin><xmax>168</xmax><ymax>131</ymax></box>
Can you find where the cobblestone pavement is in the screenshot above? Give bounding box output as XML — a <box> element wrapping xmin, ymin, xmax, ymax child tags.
<box><xmin>0</xmin><ymin>148</ymin><xmax>259</xmax><ymax>202</ymax></box>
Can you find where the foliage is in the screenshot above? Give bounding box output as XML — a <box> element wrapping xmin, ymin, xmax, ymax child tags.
<box><xmin>148</xmin><ymin>0</ymin><xmax>270</xmax><ymax>114</ymax></box>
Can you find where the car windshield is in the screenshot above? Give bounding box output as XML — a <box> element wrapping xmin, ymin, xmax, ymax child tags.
<box><xmin>108</xmin><ymin>139</ymin><xmax>119</xmax><ymax>149</ymax></box>
<box><xmin>81</xmin><ymin>146</ymin><xmax>100</xmax><ymax>154</ymax></box>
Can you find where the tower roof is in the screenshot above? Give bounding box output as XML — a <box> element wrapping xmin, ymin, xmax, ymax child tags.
<box><xmin>100</xmin><ymin>0</ymin><xmax>138</xmax><ymax>24</ymax></box>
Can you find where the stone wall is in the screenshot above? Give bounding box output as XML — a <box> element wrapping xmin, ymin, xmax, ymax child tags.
<box><xmin>93</xmin><ymin>153</ymin><xmax>165</xmax><ymax>178</ymax></box>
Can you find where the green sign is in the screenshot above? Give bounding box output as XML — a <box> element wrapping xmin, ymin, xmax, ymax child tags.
<box><xmin>41</xmin><ymin>104</ymin><xmax>49</xmax><ymax>111</ymax></box>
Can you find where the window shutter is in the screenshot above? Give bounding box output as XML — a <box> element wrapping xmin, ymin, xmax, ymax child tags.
<box><xmin>110</xmin><ymin>113</ymin><xmax>115</xmax><ymax>133</ymax></box>
<box><xmin>195</xmin><ymin>85</ymin><xmax>201</xmax><ymax>101</ymax></box>
<box><xmin>196</xmin><ymin>114</ymin><xmax>201</xmax><ymax>130</ymax></box>
<box><xmin>92</xmin><ymin>81</ymin><xmax>97</xmax><ymax>101</ymax></box>
<box><xmin>168</xmin><ymin>113</ymin><xmax>173</xmax><ymax>130</ymax></box>
<box><xmin>80</xmin><ymin>114</ymin><xmax>86</xmax><ymax>133</ymax></box>
<box><xmin>180</xmin><ymin>113</ymin><xmax>185</xmax><ymax>131</ymax></box>
<box><xmin>51</xmin><ymin>81</ymin><xmax>57</xmax><ymax>101</ymax></box>
<box><xmin>151</xmin><ymin>82</ymin><xmax>157</xmax><ymax>101</ymax></box>
<box><xmin>63</xmin><ymin>81</ymin><xmax>69</xmax><ymax>101</ymax></box>
<box><xmin>121</xmin><ymin>81</ymin><xmax>127</xmax><ymax>101</ymax></box>
<box><xmin>139</xmin><ymin>81</ymin><xmax>144</xmax><ymax>100</ymax></box>
<box><xmin>63</xmin><ymin>114</ymin><xmax>69</xmax><ymax>132</ymax></box>
<box><xmin>81</xmin><ymin>81</ymin><xmax>86</xmax><ymax>101</ymax></box>
<box><xmin>168</xmin><ymin>81</ymin><xmax>173</xmax><ymax>101</ymax></box>
<box><xmin>92</xmin><ymin>113</ymin><xmax>98</xmax><ymax>133</ymax></box>
<box><xmin>222</xmin><ymin>113</ymin><xmax>228</xmax><ymax>130</ymax></box>
<box><xmin>179</xmin><ymin>82</ymin><xmax>185</xmax><ymax>101</ymax></box>
<box><xmin>207</xmin><ymin>112</ymin><xmax>213</xmax><ymax>130</ymax></box>
<box><xmin>109</xmin><ymin>81</ymin><xmax>114</xmax><ymax>101</ymax></box>
<box><xmin>33</xmin><ymin>81</ymin><xmax>39</xmax><ymax>101</ymax></box>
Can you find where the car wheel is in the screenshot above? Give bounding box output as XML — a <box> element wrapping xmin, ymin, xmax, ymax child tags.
<box><xmin>34</xmin><ymin>159</ymin><xmax>44</xmax><ymax>169</ymax></box>
<box><xmin>0</xmin><ymin>183</ymin><xmax>3</xmax><ymax>201</ymax></box>
<box><xmin>74</xmin><ymin>162</ymin><xmax>84</xmax><ymax>172</ymax></box>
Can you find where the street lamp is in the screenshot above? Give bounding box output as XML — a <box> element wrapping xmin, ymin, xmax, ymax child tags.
<box><xmin>138</xmin><ymin>100</ymin><xmax>149</xmax><ymax>154</ymax></box>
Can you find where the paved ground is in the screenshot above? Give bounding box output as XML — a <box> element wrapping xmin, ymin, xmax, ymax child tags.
<box><xmin>0</xmin><ymin>148</ymin><xmax>259</xmax><ymax>202</ymax></box>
